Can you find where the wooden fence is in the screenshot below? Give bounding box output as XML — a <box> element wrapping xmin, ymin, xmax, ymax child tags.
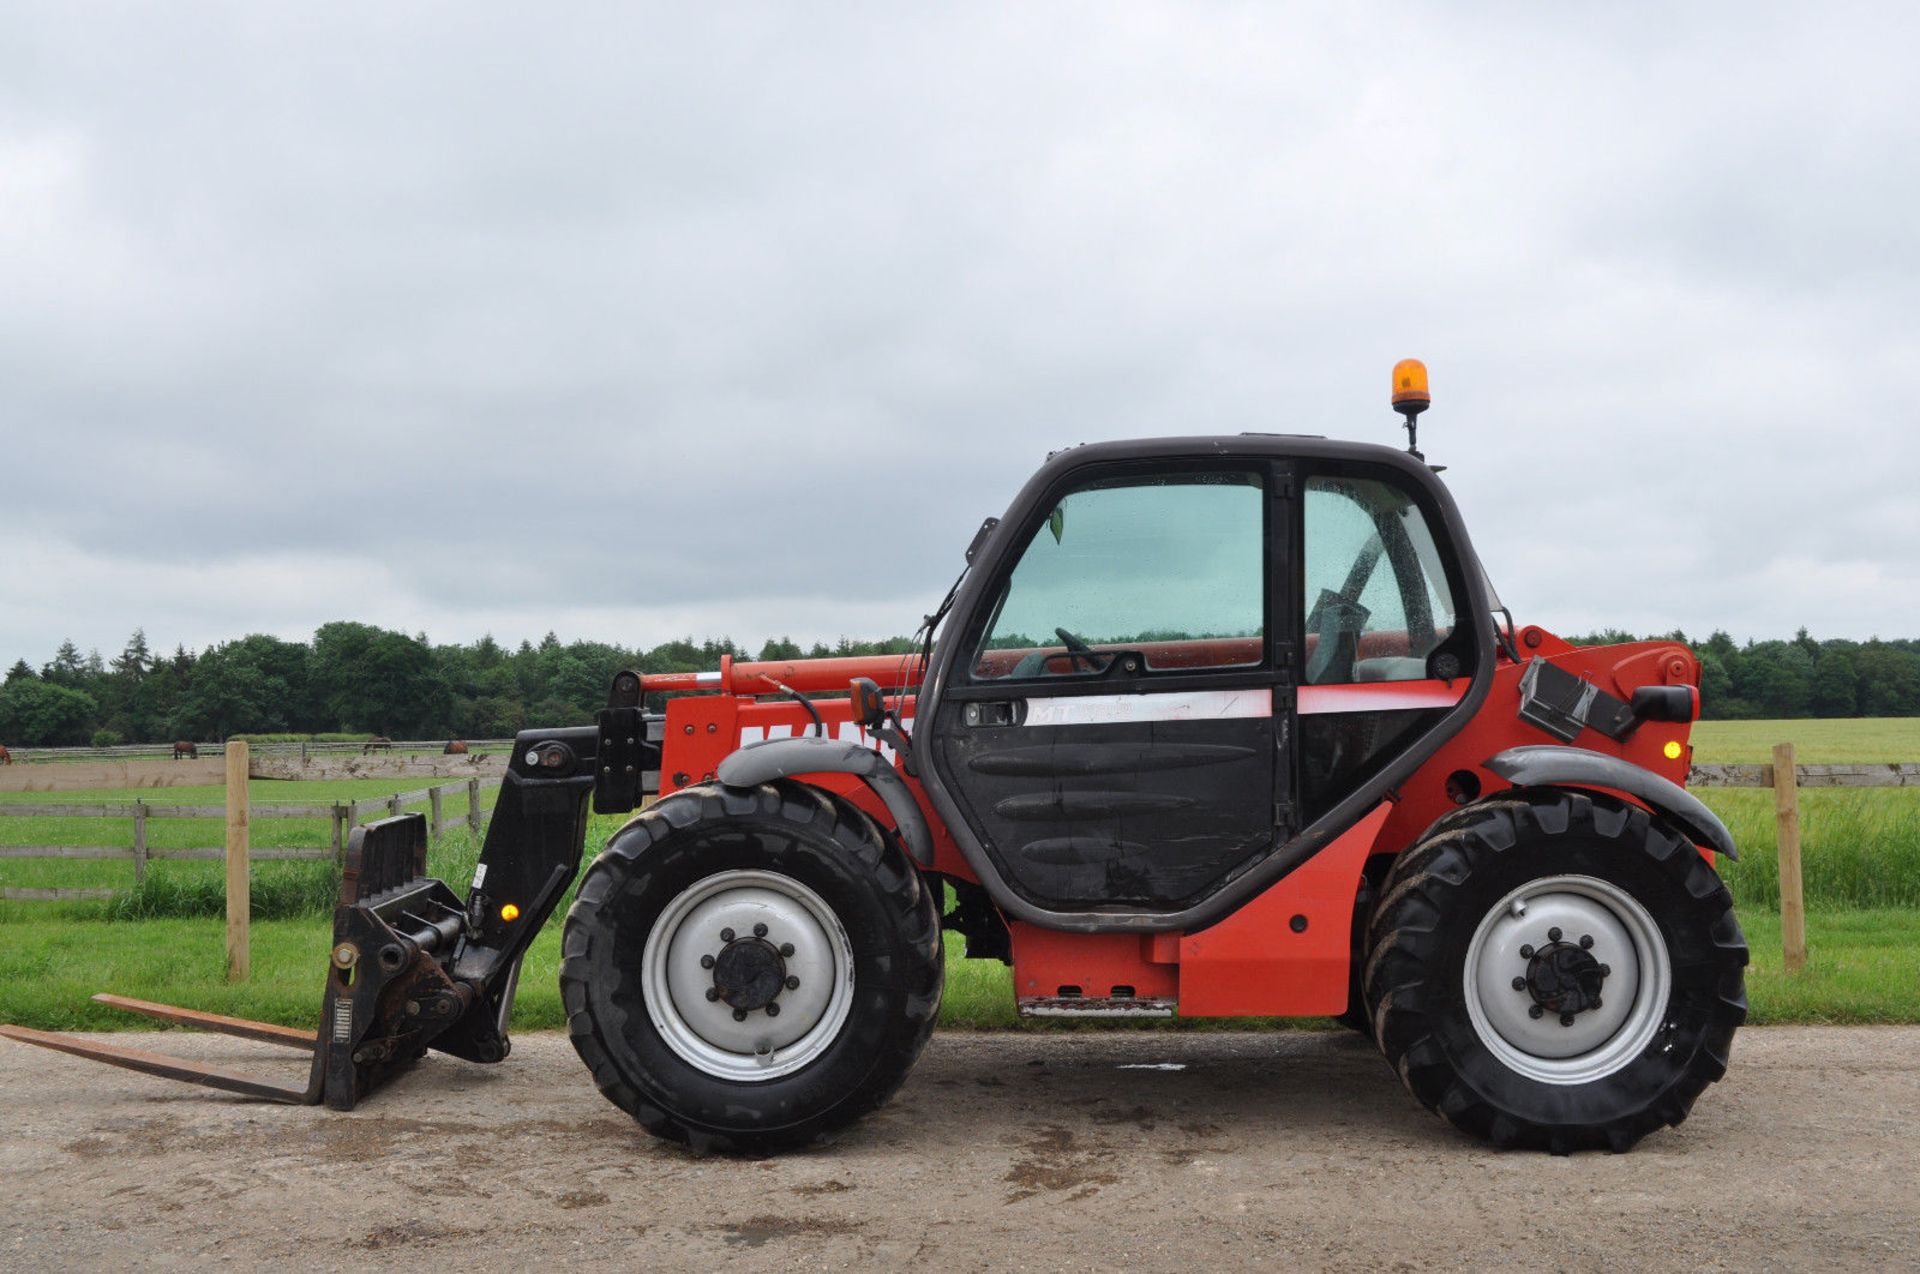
<box><xmin>1689</xmin><ymin>761</ymin><xmax>1920</xmax><ymax>790</ymax></box>
<box><xmin>1685</xmin><ymin>750</ymin><xmax>1919</xmax><ymax>972</ymax></box>
<box><xmin>0</xmin><ymin>738</ymin><xmax>517</xmax><ymax>765</ymax></box>
<box><xmin>3</xmin><ymin>739</ymin><xmax>1907</xmax><ymax>981</ymax></box>
<box><xmin>0</xmin><ymin>776</ymin><xmax>498</xmax><ymax>903</ymax></box>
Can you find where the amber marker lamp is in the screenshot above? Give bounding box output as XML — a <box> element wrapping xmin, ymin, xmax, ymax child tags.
<box><xmin>1392</xmin><ymin>358</ymin><xmax>1431</xmax><ymax>460</ymax></box>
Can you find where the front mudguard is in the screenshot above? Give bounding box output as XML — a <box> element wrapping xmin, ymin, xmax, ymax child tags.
<box><xmin>1484</xmin><ymin>744</ymin><xmax>1737</xmax><ymax>859</ymax></box>
<box><xmin>716</xmin><ymin>736</ymin><xmax>935</xmax><ymax>867</ymax></box>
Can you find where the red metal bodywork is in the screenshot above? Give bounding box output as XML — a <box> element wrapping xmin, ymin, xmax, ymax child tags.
<box><xmin>638</xmin><ymin>629</ymin><xmax>1701</xmax><ymax>1019</ymax></box>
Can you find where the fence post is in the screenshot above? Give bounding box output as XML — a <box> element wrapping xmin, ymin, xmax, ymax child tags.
<box><xmin>331</xmin><ymin>804</ymin><xmax>346</xmax><ymax>867</ymax></box>
<box><xmin>1772</xmin><ymin>742</ymin><xmax>1807</xmax><ymax>973</ymax></box>
<box><xmin>226</xmin><ymin>740</ymin><xmax>251</xmax><ymax>982</ymax></box>
<box><xmin>429</xmin><ymin>785</ymin><xmax>444</xmax><ymax>839</ymax></box>
<box><xmin>132</xmin><ymin>800</ymin><xmax>148</xmax><ymax>886</ymax></box>
<box><xmin>388</xmin><ymin>792</ymin><xmax>403</xmax><ymax>818</ymax></box>
<box><xmin>467</xmin><ymin>778</ymin><xmax>482</xmax><ymax>838</ymax></box>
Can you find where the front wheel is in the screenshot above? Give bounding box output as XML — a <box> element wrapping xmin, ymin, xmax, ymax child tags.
<box><xmin>561</xmin><ymin>781</ymin><xmax>943</xmax><ymax>1154</ymax></box>
<box><xmin>1364</xmin><ymin>790</ymin><xmax>1747</xmax><ymax>1153</ymax></box>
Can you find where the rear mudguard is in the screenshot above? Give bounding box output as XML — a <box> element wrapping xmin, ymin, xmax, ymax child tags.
<box><xmin>715</xmin><ymin>736</ymin><xmax>935</xmax><ymax>867</ymax></box>
<box><xmin>1484</xmin><ymin>744</ymin><xmax>1737</xmax><ymax>859</ymax></box>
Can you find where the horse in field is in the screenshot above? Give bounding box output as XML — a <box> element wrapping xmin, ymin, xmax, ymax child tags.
<box><xmin>0</xmin><ymin>745</ymin><xmax>11</xmax><ymax>765</ymax></box>
<box><xmin>362</xmin><ymin>736</ymin><xmax>393</xmax><ymax>755</ymax></box>
<box><xmin>172</xmin><ymin>741</ymin><xmax>198</xmax><ymax>760</ymax></box>
<box><xmin>443</xmin><ymin>740</ymin><xmax>469</xmax><ymax>755</ymax></box>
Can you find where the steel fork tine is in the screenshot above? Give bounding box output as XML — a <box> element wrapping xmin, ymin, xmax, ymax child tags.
<box><xmin>0</xmin><ymin>1024</ymin><xmax>316</xmax><ymax>1104</ymax></box>
<box><xmin>89</xmin><ymin>994</ymin><xmax>318</xmax><ymax>1052</ymax></box>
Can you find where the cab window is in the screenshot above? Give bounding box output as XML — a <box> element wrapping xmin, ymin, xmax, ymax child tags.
<box><xmin>1302</xmin><ymin>475</ymin><xmax>1456</xmax><ymax>684</ymax></box>
<box><xmin>972</xmin><ymin>472</ymin><xmax>1265</xmax><ymax>680</ymax></box>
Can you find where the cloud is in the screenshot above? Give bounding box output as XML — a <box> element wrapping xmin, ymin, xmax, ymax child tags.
<box><xmin>2</xmin><ymin>2</ymin><xmax>1916</xmax><ymax>670</ymax></box>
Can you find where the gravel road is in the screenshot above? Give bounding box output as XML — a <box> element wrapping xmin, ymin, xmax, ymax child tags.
<box><xmin>4</xmin><ymin>1027</ymin><xmax>1916</xmax><ymax>1271</ymax></box>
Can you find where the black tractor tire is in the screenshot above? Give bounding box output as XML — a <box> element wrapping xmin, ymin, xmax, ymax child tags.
<box><xmin>1335</xmin><ymin>806</ymin><xmax>1512</xmax><ymax>1038</ymax></box>
<box><xmin>1334</xmin><ymin>855</ymin><xmax>1396</xmax><ymax>1038</ymax></box>
<box><xmin>560</xmin><ymin>780</ymin><xmax>943</xmax><ymax>1155</ymax></box>
<box><xmin>1363</xmin><ymin>788</ymin><xmax>1747</xmax><ymax>1154</ymax></box>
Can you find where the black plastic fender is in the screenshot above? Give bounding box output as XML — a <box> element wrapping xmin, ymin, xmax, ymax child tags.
<box><xmin>1484</xmin><ymin>744</ymin><xmax>1738</xmax><ymax>859</ymax></box>
<box><xmin>716</xmin><ymin>736</ymin><xmax>935</xmax><ymax>867</ymax></box>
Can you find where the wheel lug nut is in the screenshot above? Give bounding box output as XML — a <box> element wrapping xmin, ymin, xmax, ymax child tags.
<box><xmin>1560</xmin><ymin>1012</ymin><xmax>1576</xmax><ymax>1027</ymax></box>
<box><xmin>765</xmin><ymin>1002</ymin><xmax>780</xmax><ymax>1016</ymax></box>
<box><xmin>1519</xmin><ymin>944</ymin><xmax>1534</xmax><ymax>959</ymax></box>
<box><xmin>779</xmin><ymin>943</ymin><xmax>795</xmax><ymax>957</ymax></box>
<box><xmin>700</xmin><ymin>954</ymin><xmax>715</xmax><ymax>969</ymax></box>
<box><xmin>1548</xmin><ymin>927</ymin><xmax>1563</xmax><ymax>942</ymax></box>
<box><xmin>705</xmin><ymin>988</ymin><xmax>719</xmax><ymax>1001</ymax></box>
<box><xmin>732</xmin><ymin>1008</ymin><xmax>748</xmax><ymax>1022</ymax></box>
<box><xmin>786</xmin><ymin>975</ymin><xmax>800</xmax><ymax>990</ymax></box>
<box><xmin>753</xmin><ymin>923</ymin><xmax>768</xmax><ymax>937</ymax></box>
<box><xmin>1579</xmin><ymin>934</ymin><xmax>1594</xmax><ymax>949</ymax></box>
<box><xmin>721</xmin><ymin>928</ymin><xmax>735</xmax><ymax>942</ymax></box>
<box><xmin>1599</xmin><ymin>964</ymin><xmax>1611</xmax><ymax>977</ymax></box>
<box><xmin>1511</xmin><ymin>976</ymin><xmax>1527</xmax><ymax>991</ymax></box>
<box><xmin>1528</xmin><ymin>1005</ymin><xmax>1544</xmax><ymax>1019</ymax></box>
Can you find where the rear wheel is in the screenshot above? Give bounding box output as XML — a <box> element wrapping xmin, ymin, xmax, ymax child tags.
<box><xmin>1363</xmin><ymin>789</ymin><xmax>1746</xmax><ymax>1153</ymax></box>
<box><xmin>561</xmin><ymin>781</ymin><xmax>943</xmax><ymax>1154</ymax></box>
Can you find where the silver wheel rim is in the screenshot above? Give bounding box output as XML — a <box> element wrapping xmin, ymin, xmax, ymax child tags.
<box><xmin>1462</xmin><ymin>873</ymin><xmax>1670</xmax><ymax>1086</ymax></box>
<box><xmin>640</xmin><ymin>869</ymin><xmax>855</xmax><ymax>1082</ymax></box>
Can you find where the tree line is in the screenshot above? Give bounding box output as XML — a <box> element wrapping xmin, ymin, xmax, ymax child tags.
<box><xmin>1565</xmin><ymin>628</ymin><xmax>1920</xmax><ymax>722</ymax></box>
<box><xmin>0</xmin><ymin>624</ymin><xmax>916</xmax><ymax>748</ymax></box>
<box><xmin>0</xmin><ymin>623</ymin><xmax>1915</xmax><ymax>748</ymax></box>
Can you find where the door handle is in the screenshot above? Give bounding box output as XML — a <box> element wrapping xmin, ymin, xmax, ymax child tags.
<box><xmin>961</xmin><ymin>701</ymin><xmax>1024</xmax><ymax>728</ymax></box>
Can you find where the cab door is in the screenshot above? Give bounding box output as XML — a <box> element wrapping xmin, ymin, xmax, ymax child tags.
<box><xmin>925</xmin><ymin>462</ymin><xmax>1292</xmax><ymax>914</ymax></box>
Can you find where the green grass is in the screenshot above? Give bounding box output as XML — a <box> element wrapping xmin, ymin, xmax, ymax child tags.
<box><xmin>1690</xmin><ymin>717</ymin><xmax>1920</xmax><ymax>764</ymax></box>
<box><xmin>1699</xmin><ymin>787</ymin><xmax>1920</xmax><ymax>910</ymax></box>
<box><xmin>3</xmin><ymin>909</ymin><xmax>1915</xmax><ymax>1032</ymax></box>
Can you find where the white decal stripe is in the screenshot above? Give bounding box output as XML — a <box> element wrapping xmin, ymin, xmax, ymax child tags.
<box><xmin>1022</xmin><ymin>690</ymin><xmax>1271</xmax><ymax>727</ymax></box>
<box><xmin>1297</xmin><ymin>682</ymin><xmax>1464</xmax><ymax>715</ymax></box>
<box><xmin>736</xmin><ymin>716</ymin><xmax>915</xmax><ymax>765</ymax></box>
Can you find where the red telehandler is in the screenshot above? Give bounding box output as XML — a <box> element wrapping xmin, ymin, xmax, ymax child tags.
<box><xmin>3</xmin><ymin>362</ymin><xmax>1746</xmax><ymax>1154</ymax></box>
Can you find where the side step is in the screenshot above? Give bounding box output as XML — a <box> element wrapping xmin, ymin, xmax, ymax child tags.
<box><xmin>0</xmin><ymin>815</ymin><xmax>474</xmax><ymax>1109</ymax></box>
<box><xmin>1018</xmin><ymin>995</ymin><xmax>1177</xmax><ymax>1019</ymax></box>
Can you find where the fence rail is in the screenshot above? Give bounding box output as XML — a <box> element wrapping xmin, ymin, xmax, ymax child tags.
<box><xmin>0</xmin><ymin>739</ymin><xmax>516</xmax><ymax>764</ymax></box>
<box><xmin>0</xmin><ymin>778</ymin><xmax>499</xmax><ymax>902</ymax></box>
<box><xmin>1690</xmin><ymin>763</ymin><xmax>1920</xmax><ymax>789</ymax></box>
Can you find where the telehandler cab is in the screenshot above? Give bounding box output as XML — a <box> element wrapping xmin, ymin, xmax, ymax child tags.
<box><xmin>3</xmin><ymin>361</ymin><xmax>1746</xmax><ymax>1154</ymax></box>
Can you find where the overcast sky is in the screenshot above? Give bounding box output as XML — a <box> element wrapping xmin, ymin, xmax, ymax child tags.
<box><xmin>3</xmin><ymin>3</ymin><xmax>1916</xmax><ymax>672</ymax></box>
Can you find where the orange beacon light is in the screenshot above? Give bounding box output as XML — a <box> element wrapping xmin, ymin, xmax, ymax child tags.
<box><xmin>1391</xmin><ymin>358</ymin><xmax>1431</xmax><ymax>458</ymax></box>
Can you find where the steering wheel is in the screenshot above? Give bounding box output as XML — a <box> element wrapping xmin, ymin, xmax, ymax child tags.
<box><xmin>1055</xmin><ymin>626</ymin><xmax>1100</xmax><ymax>672</ymax></box>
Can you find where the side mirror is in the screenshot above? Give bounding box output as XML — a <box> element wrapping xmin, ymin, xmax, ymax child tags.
<box><xmin>850</xmin><ymin>678</ymin><xmax>887</xmax><ymax>731</ymax></box>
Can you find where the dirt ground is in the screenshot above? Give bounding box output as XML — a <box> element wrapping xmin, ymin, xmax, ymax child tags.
<box><xmin>4</xmin><ymin>1027</ymin><xmax>1916</xmax><ymax>1272</ymax></box>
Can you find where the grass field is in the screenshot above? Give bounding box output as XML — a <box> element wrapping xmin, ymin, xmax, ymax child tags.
<box><xmin>1690</xmin><ymin>716</ymin><xmax>1920</xmax><ymax>763</ymax></box>
<box><xmin>3</xmin><ymin>717</ymin><xmax>1918</xmax><ymax>1030</ymax></box>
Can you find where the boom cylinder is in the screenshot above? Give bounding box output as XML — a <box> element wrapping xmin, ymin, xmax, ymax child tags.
<box><xmin>641</xmin><ymin>653</ymin><xmax>927</xmax><ymax>697</ymax></box>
